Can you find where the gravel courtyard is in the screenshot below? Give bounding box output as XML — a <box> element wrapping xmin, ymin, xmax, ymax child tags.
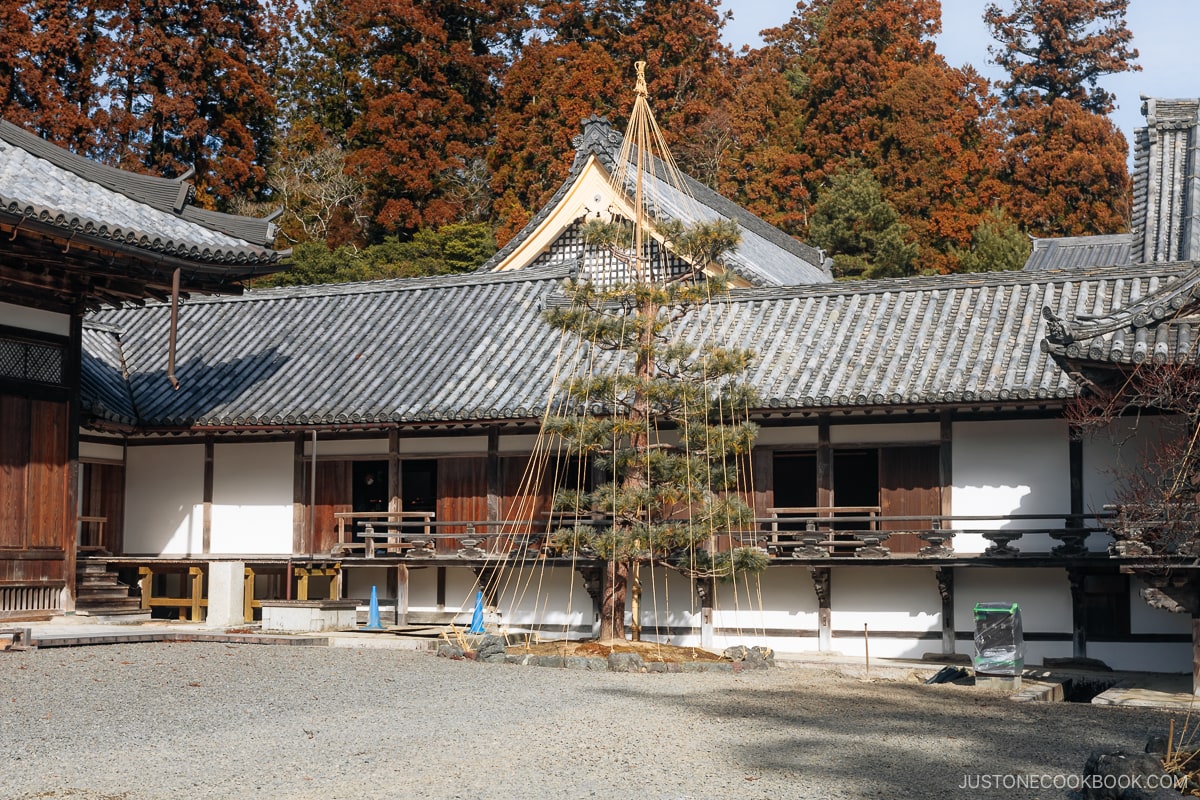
<box><xmin>0</xmin><ymin>642</ymin><xmax>1178</xmax><ymax>799</ymax></box>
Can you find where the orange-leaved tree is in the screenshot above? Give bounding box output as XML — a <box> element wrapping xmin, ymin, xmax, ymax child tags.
<box><xmin>488</xmin><ymin>0</ymin><xmax>733</xmax><ymax>246</ymax></box>
<box><xmin>985</xmin><ymin>0</ymin><xmax>1138</xmax><ymax>236</ymax></box>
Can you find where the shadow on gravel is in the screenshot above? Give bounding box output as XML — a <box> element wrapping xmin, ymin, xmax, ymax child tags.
<box><xmin>591</xmin><ymin>675</ymin><xmax>1171</xmax><ymax>796</ymax></box>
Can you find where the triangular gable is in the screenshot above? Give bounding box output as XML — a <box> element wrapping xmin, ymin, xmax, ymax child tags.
<box><xmin>482</xmin><ymin>117</ymin><xmax>831</xmax><ymax>287</ymax></box>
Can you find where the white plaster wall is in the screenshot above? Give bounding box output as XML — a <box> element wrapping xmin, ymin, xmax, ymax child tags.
<box><xmin>0</xmin><ymin>301</ymin><xmax>70</xmax><ymax>335</ymax></box>
<box><xmin>1130</xmin><ymin>576</ymin><xmax>1194</xmax><ymax>635</ymax></box>
<box><xmin>822</xmin><ymin>567</ymin><xmax>940</xmax><ymax>659</ymax></box>
<box><xmin>1083</xmin><ymin>416</ymin><xmax>1170</xmax><ymax>513</ymax></box>
<box><xmin>124</xmin><ymin>444</ymin><xmax>204</xmax><ymax>555</ymax></box>
<box><xmin>714</xmin><ymin>566</ymin><xmax>819</xmax><ymax>653</ymax></box>
<box><xmin>79</xmin><ymin>441</ymin><xmax>124</xmax><ymax>461</ymax></box>
<box><xmin>831</xmin><ymin>567</ymin><xmax>940</xmax><ymax>632</ymax></box>
<box><xmin>952</xmin><ymin>567</ymin><xmax>1072</xmax><ymax>665</ymax></box>
<box><xmin>210</xmin><ymin>442</ymin><xmax>294</xmax><ymax>554</ymax></box>
<box><xmin>1089</xmin><ymin>643</ymin><xmax>1191</xmax><ymax>673</ymax></box>
<box><xmin>952</xmin><ymin>419</ymin><xmax>1070</xmax><ymax>553</ymax></box>
<box><xmin>303</xmin><ymin>438</ymin><xmax>388</xmax><ymax>457</ymax></box>
<box><xmin>755</xmin><ymin>427</ymin><xmax>819</xmax><ymax>446</ymax></box>
<box><xmin>398</xmin><ymin>436</ymin><xmax>487</xmax><ymax>455</ymax></box>
<box><xmin>1082</xmin><ymin>416</ymin><xmax>1173</xmax><ymax>551</ymax></box>
<box><xmin>494</xmin><ymin>566</ymin><xmax>591</xmax><ymax>631</ymax></box>
<box><xmin>636</xmin><ymin>568</ymin><xmax>701</xmax><ymax>634</ymax></box>
<box><xmin>830</xmin><ymin>422</ymin><xmax>939</xmax><ymax>445</ymax></box>
<box><xmin>953</xmin><ymin>568</ymin><xmax>1071</xmax><ymax>633</ymax></box>
<box><xmin>498</xmin><ymin>434</ymin><xmax>541</xmax><ymax>454</ymax></box>
<box><xmin>407</xmin><ymin>567</ymin><xmax>439</xmax><ymax>609</ymax></box>
<box><xmin>344</xmin><ymin>567</ymin><xmax>393</xmax><ymax>601</ymax></box>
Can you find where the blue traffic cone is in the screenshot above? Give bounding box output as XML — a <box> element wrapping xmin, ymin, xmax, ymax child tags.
<box><xmin>468</xmin><ymin>590</ymin><xmax>485</xmax><ymax>634</ymax></box>
<box><xmin>365</xmin><ymin>585</ymin><xmax>383</xmax><ymax>630</ymax></box>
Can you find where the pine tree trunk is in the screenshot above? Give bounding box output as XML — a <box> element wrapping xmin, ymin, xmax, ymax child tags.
<box><xmin>598</xmin><ymin>559</ymin><xmax>629</xmax><ymax>641</ymax></box>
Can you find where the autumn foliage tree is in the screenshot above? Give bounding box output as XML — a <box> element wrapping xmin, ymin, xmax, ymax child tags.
<box><xmin>0</xmin><ymin>1</ymin><xmax>292</xmax><ymax>205</ymax></box>
<box><xmin>488</xmin><ymin>0</ymin><xmax>733</xmax><ymax>245</ymax></box>
<box><xmin>986</xmin><ymin>0</ymin><xmax>1138</xmax><ymax>236</ymax></box>
<box><xmin>292</xmin><ymin>0</ymin><xmax>528</xmax><ymax>235</ymax></box>
<box><xmin>755</xmin><ymin>0</ymin><xmax>1008</xmax><ymax>273</ymax></box>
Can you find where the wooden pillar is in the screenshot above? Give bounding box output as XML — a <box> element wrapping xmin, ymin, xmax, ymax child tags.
<box><xmin>188</xmin><ymin>566</ymin><xmax>204</xmax><ymax>622</ymax></box>
<box><xmin>202</xmin><ymin>441</ymin><xmax>214</xmax><ymax>555</ymax></box>
<box><xmin>436</xmin><ymin>566</ymin><xmax>446</xmax><ymax>610</ymax></box>
<box><xmin>64</xmin><ymin>312</ymin><xmax>83</xmax><ymax>612</ymax></box>
<box><xmin>816</xmin><ymin>417</ymin><xmax>832</xmax><ymax>508</ymax></box>
<box><xmin>388</xmin><ymin>430</ymin><xmax>401</xmax><ymax>515</ymax></box>
<box><xmin>1067</xmin><ymin>567</ymin><xmax>1088</xmax><ymax>659</ymax></box>
<box><xmin>244</xmin><ymin>567</ymin><xmax>256</xmax><ymax>623</ymax></box>
<box><xmin>935</xmin><ymin>567</ymin><xmax>955</xmax><ymax>656</ymax></box>
<box><xmin>810</xmin><ymin>567</ymin><xmax>831</xmax><ymax>651</ymax></box>
<box><xmin>486</xmin><ymin>427</ymin><xmax>501</xmax><ymax>528</ymax></box>
<box><xmin>939</xmin><ymin>411</ymin><xmax>953</xmax><ymax>520</ymax></box>
<box><xmin>292</xmin><ymin>437</ymin><xmax>306</xmax><ymax>553</ymax></box>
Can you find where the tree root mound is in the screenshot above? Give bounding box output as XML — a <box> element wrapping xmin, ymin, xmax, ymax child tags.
<box><xmin>508</xmin><ymin>639</ymin><xmax>726</xmax><ymax>663</ymax></box>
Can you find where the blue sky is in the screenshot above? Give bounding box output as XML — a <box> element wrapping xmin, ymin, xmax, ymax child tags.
<box><xmin>718</xmin><ymin>1</ymin><xmax>1198</xmax><ymax>147</ymax></box>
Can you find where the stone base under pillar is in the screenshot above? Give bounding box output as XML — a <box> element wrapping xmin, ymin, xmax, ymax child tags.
<box><xmin>261</xmin><ymin>599</ymin><xmax>359</xmax><ymax>633</ymax></box>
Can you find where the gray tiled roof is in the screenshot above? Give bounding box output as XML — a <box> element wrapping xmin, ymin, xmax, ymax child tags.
<box><xmin>0</xmin><ymin>120</ymin><xmax>284</xmax><ymax>267</ymax></box>
<box><xmin>1131</xmin><ymin>98</ymin><xmax>1200</xmax><ymax>265</ymax></box>
<box><xmin>85</xmin><ymin>265</ymin><xmax>574</xmax><ymax>428</ymax></box>
<box><xmin>81</xmin><ymin>262</ymin><xmax>1190</xmax><ymax>430</ymax></box>
<box><xmin>81</xmin><ymin>323</ymin><xmax>138</xmax><ymax>426</ymax></box>
<box><xmin>1023</xmin><ymin>234</ymin><xmax>1132</xmax><ymax>271</ymax></box>
<box><xmin>1042</xmin><ymin>261</ymin><xmax>1200</xmax><ymax>367</ymax></box>
<box><xmin>480</xmin><ymin>117</ymin><xmax>832</xmax><ymax>286</ymax></box>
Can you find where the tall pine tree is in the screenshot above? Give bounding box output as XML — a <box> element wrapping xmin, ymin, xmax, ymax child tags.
<box><xmin>541</xmin><ymin>65</ymin><xmax>765</xmax><ymax>640</ymax></box>
<box><xmin>986</xmin><ymin>0</ymin><xmax>1138</xmax><ymax>236</ymax></box>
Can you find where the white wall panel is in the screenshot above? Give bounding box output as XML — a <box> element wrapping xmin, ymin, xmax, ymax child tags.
<box><xmin>0</xmin><ymin>301</ymin><xmax>70</xmax><ymax>335</ymax></box>
<box><xmin>124</xmin><ymin>444</ymin><xmax>204</xmax><ymax>555</ymax></box>
<box><xmin>952</xmin><ymin>419</ymin><xmax>1070</xmax><ymax>553</ymax></box>
<box><xmin>211</xmin><ymin>442</ymin><xmax>294</xmax><ymax>554</ymax></box>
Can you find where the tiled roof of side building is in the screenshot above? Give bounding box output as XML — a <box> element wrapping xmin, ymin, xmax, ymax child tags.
<box><xmin>81</xmin><ymin>262</ymin><xmax>1190</xmax><ymax>430</ymax></box>
<box><xmin>479</xmin><ymin>117</ymin><xmax>833</xmax><ymax>287</ymax></box>
<box><xmin>80</xmin><ymin>322</ymin><xmax>139</xmax><ymax>426</ymax></box>
<box><xmin>1042</xmin><ymin>260</ymin><xmax>1200</xmax><ymax>367</ymax></box>
<box><xmin>1023</xmin><ymin>233</ymin><xmax>1132</xmax><ymax>271</ymax></box>
<box><xmin>0</xmin><ymin>120</ymin><xmax>285</xmax><ymax>268</ymax></box>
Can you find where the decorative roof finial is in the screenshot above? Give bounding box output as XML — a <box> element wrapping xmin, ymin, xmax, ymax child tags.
<box><xmin>634</xmin><ymin>61</ymin><xmax>647</xmax><ymax>97</ymax></box>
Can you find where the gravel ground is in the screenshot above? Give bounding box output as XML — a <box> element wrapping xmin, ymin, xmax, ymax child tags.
<box><xmin>0</xmin><ymin>642</ymin><xmax>1178</xmax><ymax>799</ymax></box>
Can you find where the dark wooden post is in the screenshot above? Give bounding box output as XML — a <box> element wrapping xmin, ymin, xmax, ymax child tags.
<box><xmin>486</xmin><ymin>427</ymin><xmax>501</xmax><ymax>530</ymax></box>
<box><xmin>811</xmin><ymin>567</ymin><xmax>831</xmax><ymax>651</ymax></box>
<box><xmin>388</xmin><ymin>430</ymin><xmax>401</xmax><ymax>515</ymax></box>
<box><xmin>816</xmin><ymin>418</ymin><xmax>832</xmax><ymax>509</ymax></box>
<box><xmin>935</xmin><ymin>567</ymin><xmax>955</xmax><ymax>656</ymax></box>
<box><xmin>436</xmin><ymin>566</ymin><xmax>446</xmax><ymax>611</ymax></box>
<box><xmin>1067</xmin><ymin>567</ymin><xmax>1088</xmax><ymax>659</ymax></box>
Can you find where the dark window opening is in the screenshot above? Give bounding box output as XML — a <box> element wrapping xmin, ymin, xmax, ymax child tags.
<box><xmin>1083</xmin><ymin>572</ymin><xmax>1131</xmax><ymax>639</ymax></box>
<box><xmin>402</xmin><ymin>459</ymin><xmax>437</xmax><ymax>534</ymax></box>
<box><xmin>832</xmin><ymin>449</ymin><xmax>879</xmax><ymax>531</ymax></box>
